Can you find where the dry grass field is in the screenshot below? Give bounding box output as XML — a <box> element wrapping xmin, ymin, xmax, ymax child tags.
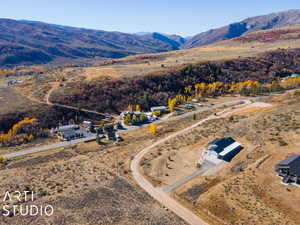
<box><xmin>0</xmin><ymin>125</ymin><xmax>192</xmax><ymax>224</ymax></box>
<box><xmin>160</xmin><ymin>93</ymin><xmax>300</xmax><ymax>225</ymax></box>
<box><xmin>0</xmin><ymin>102</ymin><xmax>216</xmax><ymax>225</ymax></box>
<box><xmin>0</xmin><ymin>90</ymin><xmax>298</xmax><ymax>224</ymax></box>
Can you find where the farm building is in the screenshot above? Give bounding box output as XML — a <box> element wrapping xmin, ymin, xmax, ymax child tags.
<box><xmin>206</xmin><ymin>137</ymin><xmax>243</xmax><ymax>162</ymax></box>
<box><xmin>275</xmin><ymin>155</ymin><xmax>300</xmax><ymax>185</ymax></box>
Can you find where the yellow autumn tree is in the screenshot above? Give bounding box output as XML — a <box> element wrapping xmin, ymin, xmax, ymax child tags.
<box><xmin>149</xmin><ymin>123</ymin><xmax>156</xmax><ymax>136</ymax></box>
<box><xmin>124</xmin><ymin>114</ymin><xmax>132</xmax><ymax>125</ymax></box>
<box><xmin>195</xmin><ymin>83</ymin><xmax>207</xmax><ymax>97</ymax></box>
<box><xmin>184</xmin><ymin>85</ymin><xmax>192</xmax><ymax>94</ymax></box>
<box><xmin>136</xmin><ymin>105</ymin><xmax>141</xmax><ymax>112</ymax></box>
<box><xmin>168</xmin><ymin>98</ymin><xmax>177</xmax><ymax>112</ymax></box>
<box><xmin>128</xmin><ymin>105</ymin><xmax>133</xmax><ymax>111</ymax></box>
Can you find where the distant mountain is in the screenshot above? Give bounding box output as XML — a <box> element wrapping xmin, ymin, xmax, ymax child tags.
<box><xmin>134</xmin><ymin>32</ymin><xmax>186</xmax><ymax>49</ymax></box>
<box><xmin>0</xmin><ymin>19</ymin><xmax>184</xmax><ymax>66</ymax></box>
<box><xmin>140</xmin><ymin>33</ymin><xmax>186</xmax><ymax>50</ymax></box>
<box><xmin>183</xmin><ymin>9</ymin><xmax>300</xmax><ymax>48</ymax></box>
<box><xmin>133</xmin><ymin>32</ymin><xmax>152</xmax><ymax>36</ymax></box>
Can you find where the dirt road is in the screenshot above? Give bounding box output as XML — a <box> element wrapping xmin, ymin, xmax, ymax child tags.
<box><xmin>130</xmin><ymin>100</ymin><xmax>254</xmax><ymax>225</ymax></box>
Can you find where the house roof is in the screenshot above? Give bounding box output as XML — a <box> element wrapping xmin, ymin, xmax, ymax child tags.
<box><xmin>208</xmin><ymin>137</ymin><xmax>236</xmax><ymax>153</ymax></box>
<box><xmin>277</xmin><ymin>155</ymin><xmax>300</xmax><ymax>166</ymax></box>
<box><xmin>277</xmin><ymin>155</ymin><xmax>300</xmax><ymax>176</ymax></box>
<box><xmin>151</xmin><ymin>106</ymin><xmax>167</xmax><ymax>111</ymax></box>
<box><xmin>58</xmin><ymin>125</ymin><xmax>78</xmax><ymax>131</ymax></box>
<box><xmin>219</xmin><ymin>141</ymin><xmax>242</xmax><ymax>157</ymax></box>
<box><xmin>60</xmin><ymin>129</ymin><xmax>76</xmax><ymax>138</ymax></box>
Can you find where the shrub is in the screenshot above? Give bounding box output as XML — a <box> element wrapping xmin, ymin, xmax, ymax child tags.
<box><xmin>294</xmin><ymin>90</ymin><xmax>300</xmax><ymax>96</ymax></box>
<box><xmin>0</xmin><ymin>155</ymin><xmax>7</xmax><ymax>165</ymax></box>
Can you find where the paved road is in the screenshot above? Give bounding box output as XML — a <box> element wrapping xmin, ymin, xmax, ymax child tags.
<box><xmin>4</xmin><ymin>135</ymin><xmax>96</xmax><ymax>158</ymax></box>
<box><xmin>3</xmin><ymin>99</ymin><xmax>249</xmax><ymax>160</ymax></box>
<box><xmin>123</xmin><ymin>98</ymin><xmax>248</xmax><ymax>132</ymax></box>
<box><xmin>130</xmin><ymin>100</ymin><xmax>253</xmax><ymax>225</ymax></box>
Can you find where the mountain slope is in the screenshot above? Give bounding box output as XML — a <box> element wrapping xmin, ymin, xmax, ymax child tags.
<box><xmin>183</xmin><ymin>9</ymin><xmax>300</xmax><ymax>48</ymax></box>
<box><xmin>0</xmin><ymin>19</ymin><xmax>183</xmax><ymax>66</ymax></box>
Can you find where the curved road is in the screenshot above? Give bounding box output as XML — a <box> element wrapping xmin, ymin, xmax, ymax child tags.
<box><xmin>130</xmin><ymin>100</ymin><xmax>252</xmax><ymax>225</ymax></box>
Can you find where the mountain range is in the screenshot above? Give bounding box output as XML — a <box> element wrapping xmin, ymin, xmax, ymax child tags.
<box><xmin>0</xmin><ymin>9</ymin><xmax>300</xmax><ymax>66</ymax></box>
<box><xmin>183</xmin><ymin>9</ymin><xmax>300</xmax><ymax>48</ymax></box>
<box><xmin>0</xmin><ymin>19</ymin><xmax>184</xmax><ymax>66</ymax></box>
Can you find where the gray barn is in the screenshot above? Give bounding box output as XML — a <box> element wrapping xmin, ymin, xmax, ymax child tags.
<box><xmin>275</xmin><ymin>155</ymin><xmax>300</xmax><ymax>184</ymax></box>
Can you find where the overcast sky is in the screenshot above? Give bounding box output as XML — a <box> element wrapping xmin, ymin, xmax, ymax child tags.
<box><xmin>1</xmin><ymin>0</ymin><xmax>299</xmax><ymax>36</ymax></box>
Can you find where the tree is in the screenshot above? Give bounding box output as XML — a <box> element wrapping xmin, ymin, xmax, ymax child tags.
<box><xmin>124</xmin><ymin>114</ymin><xmax>132</xmax><ymax>125</ymax></box>
<box><xmin>168</xmin><ymin>98</ymin><xmax>177</xmax><ymax>112</ymax></box>
<box><xmin>128</xmin><ymin>105</ymin><xmax>133</xmax><ymax>111</ymax></box>
<box><xmin>186</xmin><ymin>64</ymin><xmax>193</xmax><ymax>75</ymax></box>
<box><xmin>0</xmin><ymin>155</ymin><xmax>7</xmax><ymax>165</ymax></box>
<box><xmin>132</xmin><ymin>114</ymin><xmax>138</xmax><ymax>125</ymax></box>
<box><xmin>149</xmin><ymin>123</ymin><xmax>156</xmax><ymax>136</ymax></box>
<box><xmin>140</xmin><ymin>112</ymin><xmax>148</xmax><ymax>123</ymax></box>
<box><xmin>136</xmin><ymin>105</ymin><xmax>141</xmax><ymax>112</ymax></box>
<box><xmin>116</xmin><ymin>122</ymin><xmax>123</xmax><ymax>129</ymax></box>
<box><xmin>89</xmin><ymin>124</ymin><xmax>96</xmax><ymax>133</ymax></box>
<box><xmin>294</xmin><ymin>90</ymin><xmax>300</xmax><ymax>96</ymax></box>
<box><xmin>270</xmin><ymin>80</ymin><xmax>282</xmax><ymax>92</ymax></box>
<box><xmin>96</xmin><ymin>134</ymin><xmax>101</xmax><ymax>145</ymax></box>
<box><xmin>184</xmin><ymin>86</ymin><xmax>192</xmax><ymax>94</ymax></box>
<box><xmin>195</xmin><ymin>83</ymin><xmax>207</xmax><ymax>97</ymax></box>
<box><xmin>152</xmin><ymin>110</ymin><xmax>161</xmax><ymax>117</ymax></box>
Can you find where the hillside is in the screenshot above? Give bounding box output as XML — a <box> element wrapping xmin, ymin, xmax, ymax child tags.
<box><xmin>84</xmin><ymin>24</ymin><xmax>300</xmax><ymax>78</ymax></box>
<box><xmin>0</xmin><ymin>19</ymin><xmax>184</xmax><ymax>66</ymax></box>
<box><xmin>49</xmin><ymin>48</ymin><xmax>300</xmax><ymax>114</ymax></box>
<box><xmin>4</xmin><ymin>24</ymin><xmax>300</xmax><ymax>130</ymax></box>
<box><xmin>183</xmin><ymin>9</ymin><xmax>300</xmax><ymax>48</ymax></box>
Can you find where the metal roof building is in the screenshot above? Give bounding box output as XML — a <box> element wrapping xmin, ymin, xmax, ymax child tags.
<box><xmin>275</xmin><ymin>155</ymin><xmax>300</xmax><ymax>184</ymax></box>
<box><xmin>57</xmin><ymin>125</ymin><xmax>79</xmax><ymax>132</ymax></box>
<box><xmin>207</xmin><ymin>137</ymin><xmax>243</xmax><ymax>162</ymax></box>
<box><xmin>150</xmin><ymin>106</ymin><xmax>167</xmax><ymax>112</ymax></box>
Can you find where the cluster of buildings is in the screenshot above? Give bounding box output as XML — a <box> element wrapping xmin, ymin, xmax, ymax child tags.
<box><xmin>51</xmin><ymin>124</ymin><xmax>87</xmax><ymax>141</ymax></box>
<box><xmin>120</xmin><ymin>106</ymin><xmax>168</xmax><ymax>125</ymax></box>
<box><xmin>51</xmin><ymin>120</ymin><xmax>124</xmax><ymax>142</ymax></box>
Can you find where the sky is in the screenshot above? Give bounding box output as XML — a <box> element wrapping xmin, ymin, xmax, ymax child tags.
<box><xmin>1</xmin><ymin>0</ymin><xmax>299</xmax><ymax>36</ymax></box>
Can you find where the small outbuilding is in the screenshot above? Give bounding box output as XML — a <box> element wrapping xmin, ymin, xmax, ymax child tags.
<box><xmin>275</xmin><ymin>155</ymin><xmax>300</xmax><ymax>185</ymax></box>
<box><xmin>206</xmin><ymin>137</ymin><xmax>243</xmax><ymax>162</ymax></box>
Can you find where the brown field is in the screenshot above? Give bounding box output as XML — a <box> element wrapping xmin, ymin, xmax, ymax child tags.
<box><xmin>83</xmin><ymin>67</ymin><xmax>121</xmax><ymax>81</ymax></box>
<box><xmin>0</xmin><ymin>90</ymin><xmax>298</xmax><ymax>224</ymax></box>
<box><xmin>146</xmin><ymin>93</ymin><xmax>300</xmax><ymax>225</ymax></box>
<box><xmin>0</xmin><ymin>100</ymin><xmax>215</xmax><ymax>225</ymax></box>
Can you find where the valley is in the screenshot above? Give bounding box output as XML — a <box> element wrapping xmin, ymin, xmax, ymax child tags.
<box><xmin>0</xmin><ymin>6</ymin><xmax>300</xmax><ymax>225</ymax></box>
